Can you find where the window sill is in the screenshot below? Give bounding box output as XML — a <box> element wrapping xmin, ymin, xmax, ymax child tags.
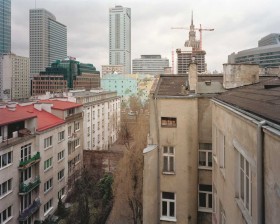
<box><xmin>44</xmin><ymin>146</ymin><xmax>53</xmax><ymax>151</ymax></box>
<box><xmin>44</xmin><ymin>166</ymin><xmax>53</xmax><ymax>173</ymax></box>
<box><xmin>58</xmin><ymin>177</ymin><xmax>65</xmax><ymax>182</ymax></box>
<box><xmin>3</xmin><ymin>216</ymin><xmax>13</xmax><ymax>224</ymax></box>
<box><xmin>58</xmin><ymin>158</ymin><xmax>65</xmax><ymax>163</ymax></box>
<box><xmin>58</xmin><ymin>139</ymin><xmax>65</xmax><ymax>143</ymax></box>
<box><xmin>160</xmin><ymin>217</ymin><xmax>177</xmax><ymax>222</ymax></box>
<box><xmin>0</xmin><ymin>163</ymin><xmax>13</xmax><ymax>171</ymax></box>
<box><xmin>235</xmin><ymin>198</ymin><xmax>252</xmax><ymax>224</ymax></box>
<box><xmin>44</xmin><ymin>187</ymin><xmax>53</xmax><ymax>195</ymax></box>
<box><xmin>44</xmin><ymin>207</ymin><xmax>53</xmax><ymax>217</ymax></box>
<box><xmin>198</xmin><ymin>207</ymin><xmax>212</xmax><ymax>213</ymax></box>
<box><xmin>0</xmin><ymin>190</ymin><xmax>13</xmax><ymax>200</ymax></box>
<box><xmin>162</xmin><ymin>171</ymin><xmax>176</xmax><ymax>175</ymax></box>
<box><xmin>198</xmin><ymin>166</ymin><xmax>213</xmax><ymax>170</ymax></box>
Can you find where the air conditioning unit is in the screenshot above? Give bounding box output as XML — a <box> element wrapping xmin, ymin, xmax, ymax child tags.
<box><xmin>13</xmin><ymin>131</ymin><xmax>18</xmax><ymax>138</ymax></box>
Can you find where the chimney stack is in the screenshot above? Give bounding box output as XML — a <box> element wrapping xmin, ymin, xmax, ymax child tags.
<box><xmin>188</xmin><ymin>56</ymin><xmax>197</xmax><ymax>92</ymax></box>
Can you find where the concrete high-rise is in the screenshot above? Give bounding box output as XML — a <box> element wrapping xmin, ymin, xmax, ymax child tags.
<box><xmin>29</xmin><ymin>9</ymin><xmax>67</xmax><ymax>77</ymax></box>
<box><xmin>109</xmin><ymin>5</ymin><xmax>131</xmax><ymax>74</ymax></box>
<box><xmin>0</xmin><ymin>0</ymin><xmax>11</xmax><ymax>54</ymax></box>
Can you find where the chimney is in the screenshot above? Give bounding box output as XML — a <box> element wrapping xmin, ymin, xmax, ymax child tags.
<box><xmin>188</xmin><ymin>56</ymin><xmax>197</xmax><ymax>92</ymax></box>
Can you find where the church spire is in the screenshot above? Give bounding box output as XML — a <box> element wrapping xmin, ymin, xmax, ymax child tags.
<box><xmin>191</xmin><ymin>10</ymin><xmax>193</xmax><ymax>26</ymax></box>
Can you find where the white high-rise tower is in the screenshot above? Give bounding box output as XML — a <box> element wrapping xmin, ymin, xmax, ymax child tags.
<box><xmin>109</xmin><ymin>5</ymin><xmax>131</xmax><ymax>74</ymax></box>
<box><xmin>29</xmin><ymin>9</ymin><xmax>67</xmax><ymax>77</ymax></box>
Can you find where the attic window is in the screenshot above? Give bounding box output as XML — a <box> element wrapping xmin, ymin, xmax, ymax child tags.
<box><xmin>205</xmin><ymin>81</ymin><xmax>211</xmax><ymax>86</ymax></box>
<box><xmin>161</xmin><ymin>117</ymin><xmax>177</xmax><ymax>128</ymax></box>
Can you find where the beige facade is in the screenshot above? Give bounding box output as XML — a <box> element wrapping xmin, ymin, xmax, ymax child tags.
<box><xmin>143</xmin><ymin>63</ymin><xmax>224</xmax><ymax>223</ymax></box>
<box><xmin>102</xmin><ymin>65</ymin><xmax>124</xmax><ymax>77</ymax></box>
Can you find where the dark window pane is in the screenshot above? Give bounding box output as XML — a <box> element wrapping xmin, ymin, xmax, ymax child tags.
<box><xmin>208</xmin><ymin>194</ymin><xmax>212</xmax><ymax>208</ymax></box>
<box><xmin>199</xmin><ymin>184</ymin><xmax>212</xmax><ymax>192</ymax></box>
<box><xmin>162</xmin><ymin>192</ymin><xmax>174</xmax><ymax>199</ymax></box>
<box><xmin>162</xmin><ymin>201</ymin><xmax>167</xmax><ymax>216</ymax></box>
<box><xmin>163</xmin><ymin>157</ymin><xmax>168</xmax><ymax>172</ymax></box>
<box><xmin>170</xmin><ymin>157</ymin><xmax>174</xmax><ymax>172</ymax></box>
<box><xmin>199</xmin><ymin>193</ymin><xmax>206</xmax><ymax>207</ymax></box>
<box><xmin>170</xmin><ymin>202</ymin><xmax>175</xmax><ymax>217</ymax></box>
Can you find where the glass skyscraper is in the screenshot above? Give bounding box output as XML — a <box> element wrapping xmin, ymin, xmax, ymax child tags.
<box><xmin>0</xmin><ymin>0</ymin><xmax>11</xmax><ymax>54</ymax></box>
<box><xmin>109</xmin><ymin>5</ymin><xmax>131</xmax><ymax>74</ymax></box>
<box><xmin>29</xmin><ymin>9</ymin><xmax>67</xmax><ymax>77</ymax></box>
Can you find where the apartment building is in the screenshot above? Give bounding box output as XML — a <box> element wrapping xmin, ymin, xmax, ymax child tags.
<box><xmin>102</xmin><ymin>65</ymin><xmax>124</xmax><ymax>77</ymax></box>
<box><xmin>212</xmin><ymin>66</ymin><xmax>280</xmax><ymax>223</ymax></box>
<box><xmin>143</xmin><ymin>62</ymin><xmax>224</xmax><ymax>224</ymax></box>
<box><xmin>0</xmin><ymin>100</ymin><xmax>83</xmax><ymax>223</ymax></box>
<box><xmin>37</xmin><ymin>89</ymin><xmax>120</xmax><ymax>151</ymax></box>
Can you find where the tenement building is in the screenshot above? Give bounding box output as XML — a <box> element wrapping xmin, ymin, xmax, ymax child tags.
<box><xmin>212</xmin><ymin>65</ymin><xmax>280</xmax><ymax>223</ymax></box>
<box><xmin>0</xmin><ymin>100</ymin><xmax>83</xmax><ymax>223</ymax></box>
<box><xmin>143</xmin><ymin>62</ymin><xmax>224</xmax><ymax>223</ymax></box>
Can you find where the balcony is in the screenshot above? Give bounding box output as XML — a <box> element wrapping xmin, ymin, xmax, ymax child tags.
<box><xmin>65</xmin><ymin>112</ymin><xmax>83</xmax><ymax>122</ymax></box>
<box><xmin>18</xmin><ymin>197</ymin><xmax>41</xmax><ymax>221</ymax></box>
<box><xmin>19</xmin><ymin>177</ymin><xmax>40</xmax><ymax>195</ymax></box>
<box><xmin>19</xmin><ymin>152</ymin><xmax>40</xmax><ymax>169</ymax></box>
<box><xmin>68</xmin><ymin>133</ymin><xmax>78</xmax><ymax>142</ymax></box>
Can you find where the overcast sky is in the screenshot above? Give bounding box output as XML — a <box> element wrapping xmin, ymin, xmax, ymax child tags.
<box><xmin>12</xmin><ymin>0</ymin><xmax>280</xmax><ymax>73</ymax></box>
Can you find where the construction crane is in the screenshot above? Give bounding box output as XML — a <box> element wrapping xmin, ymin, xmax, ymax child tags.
<box><xmin>171</xmin><ymin>24</ymin><xmax>214</xmax><ymax>50</ymax></box>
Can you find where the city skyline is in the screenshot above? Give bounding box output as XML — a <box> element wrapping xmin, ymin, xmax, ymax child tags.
<box><xmin>11</xmin><ymin>0</ymin><xmax>280</xmax><ymax>73</ymax></box>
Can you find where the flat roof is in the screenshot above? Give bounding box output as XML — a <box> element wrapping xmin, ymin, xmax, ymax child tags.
<box><xmin>39</xmin><ymin>100</ymin><xmax>82</xmax><ymax>110</ymax></box>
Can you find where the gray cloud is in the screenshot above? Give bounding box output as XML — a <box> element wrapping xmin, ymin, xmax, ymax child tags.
<box><xmin>12</xmin><ymin>0</ymin><xmax>280</xmax><ymax>72</ymax></box>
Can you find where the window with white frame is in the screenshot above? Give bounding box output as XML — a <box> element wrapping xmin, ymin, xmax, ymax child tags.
<box><xmin>74</xmin><ymin>139</ymin><xmax>80</xmax><ymax>148</ymax></box>
<box><xmin>239</xmin><ymin>153</ymin><xmax>251</xmax><ymax>213</ymax></box>
<box><xmin>21</xmin><ymin>192</ymin><xmax>31</xmax><ymax>211</ymax></box>
<box><xmin>58</xmin><ymin>187</ymin><xmax>66</xmax><ymax>199</ymax></box>
<box><xmin>0</xmin><ymin>205</ymin><xmax>12</xmax><ymax>223</ymax></box>
<box><xmin>21</xmin><ymin>167</ymin><xmax>31</xmax><ymax>181</ymax></box>
<box><xmin>21</xmin><ymin>143</ymin><xmax>31</xmax><ymax>161</ymax></box>
<box><xmin>199</xmin><ymin>143</ymin><xmax>212</xmax><ymax>169</ymax></box>
<box><xmin>0</xmin><ymin>152</ymin><xmax>12</xmax><ymax>168</ymax></box>
<box><xmin>217</xmin><ymin>129</ymin><xmax>225</xmax><ymax>168</ymax></box>
<box><xmin>0</xmin><ymin>179</ymin><xmax>12</xmax><ymax>197</ymax></box>
<box><xmin>74</xmin><ymin>122</ymin><xmax>80</xmax><ymax>132</ymax></box>
<box><xmin>68</xmin><ymin>126</ymin><xmax>72</xmax><ymax>137</ymax></box>
<box><xmin>58</xmin><ymin>169</ymin><xmax>65</xmax><ymax>181</ymax></box>
<box><xmin>161</xmin><ymin>192</ymin><xmax>176</xmax><ymax>220</ymax></box>
<box><xmin>163</xmin><ymin>146</ymin><xmax>175</xmax><ymax>173</ymax></box>
<box><xmin>44</xmin><ymin>157</ymin><xmax>53</xmax><ymax>171</ymax></box>
<box><xmin>44</xmin><ymin>178</ymin><xmax>53</xmax><ymax>193</ymax></box>
<box><xmin>198</xmin><ymin>184</ymin><xmax>212</xmax><ymax>212</ymax></box>
<box><xmin>57</xmin><ymin>150</ymin><xmax>65</xmax><ymax>161</ymax></box>
<box><xmin>58</xmin><ymin>131</ymin><xmax>65</xmax><ymax>142</ymax></box>
<box><xmin>44</xmin><ymin>198</ymin><xmax>53</xmax><ymax>213</ymax></box>
<box><xmin>44</xmin><ymin>136</ymin><xmax>53</xmax><ymax>149</ymax></box>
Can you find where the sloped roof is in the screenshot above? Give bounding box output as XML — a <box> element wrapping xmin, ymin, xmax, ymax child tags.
<box><xmin>39</xmin><ymin>100</ymin><xmax>82</xmax><ymax>110</ymax></box>
<box><xmin>214</xmin><ymin>77</ymin><xmax>280</xmax><ymax>124</ymax></box>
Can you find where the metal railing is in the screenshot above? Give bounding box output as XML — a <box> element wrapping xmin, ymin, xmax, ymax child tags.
<box><xmin>19</xmin><ymin>152</ymin><xmax>40</xmax><ymax>168</ymax></box>
<box><xmin>19</xmin><ymin>177</ymin><xmax>41</xmax><ymax>194</ymax></box>
<box><xmin>18</xmin><ymin>197</ymin><xmax>41</xmax><ymax>221</ymax></box>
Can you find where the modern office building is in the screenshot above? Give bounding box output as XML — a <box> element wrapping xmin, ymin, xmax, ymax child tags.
<box><xmin>32</xmin><ymin>58</ymin><xmax>100</xmax><ymax>95</ymax></box>
<box><xmin>228</xmin><ymin>33</ymin><xmax>280</xmax><ymax>68</ymax></box>
<box><xmin>29</xmin><ymin>8</ymin><xmax>67</xmax><ymax>77</ymax></box>
<box><xmin>109</xmin><ymin>5</ymin><xmax>131</xmax><ymax>74</ymax></box>
<box><xmin>132</xmin><ymin>55</ymin><xmax>169</xmax><ymax>75</ymax></box>
<box><xmin>0</xmin><ymin>53</ymin><xmax>30</xmax><ymax>101</ymax></box>
<box><xmin>0</xmin><ymin>0</ymin><xmax>11</xmax><ymax>54</ymax></box>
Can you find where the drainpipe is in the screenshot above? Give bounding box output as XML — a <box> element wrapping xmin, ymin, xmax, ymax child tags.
<box><xmin>154</xmin><ymin>95</ymin><xmax>161</xmax><ymax>224</ymax></box>
<box><xmin>257</xmin><ymin>120</ymin><xmax>266</xmax><ymax>224</ymax></box>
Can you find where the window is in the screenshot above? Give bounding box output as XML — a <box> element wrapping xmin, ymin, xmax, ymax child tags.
<box><xmin>218</xmin><ymin>130</ymin><xmax>225</xmax><ymax>168</ymax></box>
<box><xmin>21</xmin><ymin>167</ymin><xmax>31</xmax><ymax>181</ymax></box>
<box><xmin>21</xmin><ymin>192</ymin><xmax>31</xmax><ymax>211</ymax></box>
<box><xmin>44</xmin><ymin>136</ymin><xmax>53</xmax><ymax>149</ymax></box>
<box><xmin>44</xmin><ymin>178</ymin><xmax>53</xmax><ymax>193</ymax></box>
<box><xmin>161</xmin><ymin>117</ymin><xmax>177</xmax><ymax>127</ymax></box>
<box><xmin>0</xmin><ymin>179</ymin><xmax>12</xmax><ymax>197</ymax></box>
<box><xmin>161</xmin><ymin>192</ymin><xmax>176</xmax><ymax>221</ymax></box>
<box><xmin>0</xmin><ymin>206</ymin><xmax>12</xmax><ymax>223</ymax></box>
<box><xmin>87</xmin><ymin>113</ymin><xmax>90</xmax><ymax>121</ymax></box>
<box><xmin>21</xmin><ymin>143</ymin><xmax>31</xmax><ymax>161</ymax></box>
<box><xmin>74</xmin><ymin>139</ymin><xmax>80</xmax><ymax>148</ymax></box>
<box><xmin>163</xmin><ymin>146</ymin><xmax>175</xmax><ymax>173</ymax></box>
<box><xmin>199</xmin><ymin>143</ymin><xmax>212</xmax><ymax>169</ymax></box>
<box><xmin>44</xmin><ymin>158</ymin><xmax>53</xmax><ymax>171</ymax></box>
<box><xmin>239</xmin><ymin>153</ymin><xmax>251</xmax><ymax>213</ymax></box>
<box><xmin>58</xmin><ymin>131</ymin><xmax>65</xmax><ymax>142</ymax></box>
<box><xmin>67</xmin><ymin>108</ymin><xmax>74</xmax><ymax>116</ymax></box>
<box><xmin>198</xmin><ymin>184</ymin><xmax>212</xmax><ymax>212</ymax></box>
<box><xmin>57</xmin><ymin>150</ymin><xmax>65</xmax><ymax>161</ymax></box>
<box><xmin>68</xmin><ymin>126</ymin><xmax>72</xmax><ymax>137</ymax></box>
<box><xmin>0</xmin><ymin>152</ymin><xmax>12</xmax><ymax>168</ymax></box>
<box><xmin>44</xmin><ymin>198</ymin><xmax>53</xmax><ymax>214</ymax></box>
<box><xmin>58</xmin><ymin>187</ymin><xmax>66</xmax><ymax>199</ymax></box>
<box><xmin>74</xmin><ymin>122</ymin><xmax>80</xmax><ymax>132</ymax></box>
<box><xmin>58</xmin><ymin>169</ymin><xmax>65</xmax><ymax>181</ymax></box>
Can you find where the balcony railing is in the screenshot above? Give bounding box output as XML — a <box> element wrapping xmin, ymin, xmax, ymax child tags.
<box><xmin>19</xmin><ymin>152</ymin><xmax>40</xmax><ymax>169</ymax></box>
<box><xmin>18</xmin><ymin>197</ymin><xmax>41</xmax><ymax>221</ymax></box>
<box><xmin>19</xmin><ymin>177</ymin><xmax>40</xmax><ymax>194</ymax></box>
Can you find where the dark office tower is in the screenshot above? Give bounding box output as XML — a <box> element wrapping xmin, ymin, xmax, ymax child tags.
<box><xmin>0</xmin><ymin>0</ymin><xmax>11</xmax><ymax>54</ymax></box>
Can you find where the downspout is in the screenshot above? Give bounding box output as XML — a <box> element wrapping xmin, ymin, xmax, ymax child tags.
<box><xmin>154</xmin><ymin>95</ymin><xmax>161</xmax><ymax>224</ymax></box>
<box><xmin>257</xmin><ymin>120</ymin><xmax>266</xmax><ymax>224</ymax></box>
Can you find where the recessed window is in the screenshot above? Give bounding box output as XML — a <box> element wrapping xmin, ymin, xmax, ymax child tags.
<box><xmin>0</xmin><ymin>179</ymin><xmax>12</xmax><ymax>197</ymax></box>
<box><xmin>44</xmin><ymin>136</ymin><xmax>53</xmax><ymax>149</ymax></box>
<box><xmin>21</xmin><ymin>143</ymin><xmax>31</xmax><ymax>161</ymax></box>
<box><xmin>163</xmin><ymin>146</ymin><xmax>175</xmax><ymax>173</ymax></box>
<box><xmin>58</xmin><ymin>131</ymin><xmax>65</xmax><ymax>142</ymax></box>
<box><xmin>161</xmin><ymin>117</ymin><xmax>177</xmax><ymax>128</ymax></box>
<box><xmin>44</xmin><ymin>158</ymin><xmax>53</xmax><ymax>171</ymax></box>
<box><xmin>57</xmin><ymin>150</ymin><xmax>65</xmax><ymax>162</ymax></box>
<box><xmin>58</xmin><ymin>169</ymin><xmax>65</xmax><ymax>181</ymax></box>
<box><xmin>0</xmin><ymin>152</ymin><xmax>12</xmax><ymax>168</ymax></box>
<box><xmin>44</xmin><ymin>178</ymin><xmax>53</xmax><ymax>193</ymax></box>
<box><xmin>199</xmin><ymin>143</ymin><xmax>212</xmax><ymax>169</ymax></box>
<box><xmin>44</xmin><ymin>198</ymin><xmax>53</xmax><ymax>214</ymax></box>
<box><xmin>0</xmin><ymin>206</ymin><xmax>12</xmax><ymax>223</ymax></box>
<box><xmin>198</xmin><ymin>184</ymin><xmax>212</xmax><ymax>212</ymax></box>
<box><xmin>161</xmin><ymin>192</ymin><xmax>176</xmax><ymax>221</ymax></box>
